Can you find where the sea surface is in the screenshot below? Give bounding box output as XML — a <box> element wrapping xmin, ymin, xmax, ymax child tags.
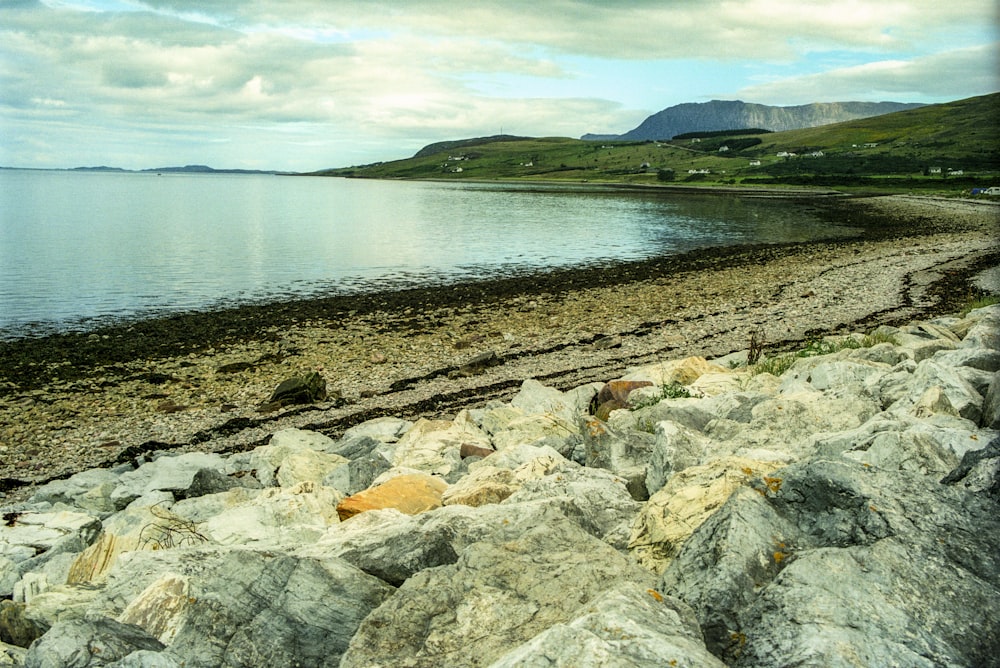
<box><xmin>0</xmin><ymin>170</ymin><xmax>852</xmax><ymax>339</ymax></box>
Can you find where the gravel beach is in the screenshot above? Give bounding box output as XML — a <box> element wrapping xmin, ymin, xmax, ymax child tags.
<box><xmin>1</xmin><ymin>193</ymin><xmax>997</xmax><ymax>502</ymax></box>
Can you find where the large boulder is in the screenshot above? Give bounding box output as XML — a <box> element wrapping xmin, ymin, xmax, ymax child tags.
<box><xmin>630</xmin><ymin>457</ymin><xmax>782</xmax><ymax>574</ymax></box>
<box><xmin>28</xmin><ymin>466</ymin><xmax>132</xmax><ymax>516</ymax></box>
<box><xmin>0</xmin><ymin>511</ymin><xmax>102</xmax><ymax>598</ymax></box>
<box><xmin>109</xmin><ymin>453</ymin><xmax>227</xmax><ymax>509</ymax></box>
<box><xmin>391</xmin><ymin>414</ymin><xmax>491</xmax><ymax>478</ymax></box>
<box><xmin>85</xmin><ymin>546</ymin><xmax>394</xmax><ymax>668</ymax></box>
<box><xmin>174</xmin><ymin>481</ymin><xmax>342</xmax><ymax>547</ymax></box>
<box><xmin>883</xmin><ymin>359</ymin><xmax>984</xmax><ymax>423</ymax></box>
<box><xmin>226</xmin><ymin>428</ymin><xmax>339</xmax><ymax>487</ymax></box>
<box><xmin>489</xmin><ymin>584</ymin><xmax>726</xmax><ymax>668</ymax></box>
<box><xmin>339</xmin><ymin>519</ymin><xmax>656</xmax><ymax>668</ymax></box>
<box><xmin>580</xmin><ymin>416</ymin><xmax>654</xmax><ymax>500</ymax></box>
<box><xmin>621</xmin><ymin>356</ymin><xmax>730</xmax><ymax>387</ymax></box>
<box><xmin>659</xmin><ymin>459</ymin><xmax>1000</xmax><ymax>666</ymax></box>
<box><xmin>336</xmin><ymin>473</ymin><xmax>448</xmax><ymax>521</ymax></box>
<box><xmin>22</xmin><ymin>617</ymin><xmax>164</xmax><ymax>668</ymax></box>
<box><xmin>982</xmin><ymin>370</ymin><xmax>1000</xmax><ymax>429</ymax></box>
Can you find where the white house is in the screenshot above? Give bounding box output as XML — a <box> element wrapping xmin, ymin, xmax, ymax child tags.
<box><xmin>749</xmin><ymin>159</ymin><xmax>761</xmax><ymax>166</ymax></box>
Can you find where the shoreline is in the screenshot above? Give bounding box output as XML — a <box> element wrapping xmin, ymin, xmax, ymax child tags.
<box><xmin>1</xmin><ymin>194</ymin><xmax>998</xmax><ymax>501</ymax></box>
<box><xmin>0</xmin><ymin>192</ymin><xmax>991</xmax><ymax>385</ymax></box>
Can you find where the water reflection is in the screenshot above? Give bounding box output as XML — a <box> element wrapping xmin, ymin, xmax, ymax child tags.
<box><xmin>0</xmin><ymin>172</ymin><xmax>853</xmax><ymax>337</ymax></box>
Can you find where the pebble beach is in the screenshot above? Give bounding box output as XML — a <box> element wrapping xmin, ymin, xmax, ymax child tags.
<box><xmin>1</xmin><ymin>193</ymin><xmax>998</xmax><ymax>502</ymax></box>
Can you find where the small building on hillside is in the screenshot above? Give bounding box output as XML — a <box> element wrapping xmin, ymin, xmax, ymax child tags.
<box><xmin>749</xmin><ymin>159</ymin><xmax>761</xmax><ymax>166</ymax></box>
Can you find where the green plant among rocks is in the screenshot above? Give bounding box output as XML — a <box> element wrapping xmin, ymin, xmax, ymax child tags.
<box><xmin>959</xmin><ymin>292</ymin><xmax>999</xmax><ymax>316</ymax></box>
<box><xmin>630</xmin><ymin>382</ymin><xmax>692</xmax><ymax>411</ymax></box>
<box><xmin>747</xmin><ymin>329</ymin><xmax>900</xmax><ymax>377</ymax></box>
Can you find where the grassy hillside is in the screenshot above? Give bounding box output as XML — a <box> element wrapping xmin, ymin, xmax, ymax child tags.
<box><xmin>312</xmin><ymin>93</ymin><xmax>1000</xmax><ymax>192</ymax></box>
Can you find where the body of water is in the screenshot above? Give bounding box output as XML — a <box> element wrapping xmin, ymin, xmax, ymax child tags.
<box><xmin>0</xmin><ymin>170</ymin><xmax>851</xmax><ymax>338</ymax></box>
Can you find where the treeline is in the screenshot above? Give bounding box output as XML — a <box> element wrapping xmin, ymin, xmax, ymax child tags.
<box><xmin>671</xmin><ymin>128</ymin><xmax>771</xmax><ymax>140</ymax></box>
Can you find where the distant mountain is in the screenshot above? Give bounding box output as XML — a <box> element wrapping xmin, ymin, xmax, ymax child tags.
<box><xmin>70</xmin><ymin>166</ymin><xmax>130</xmax><ymax>172</ymax></box>
<box><xmin>582</xmin><ymin>100</ymin><xmax>926</xmax><ymax>142</ymax></box>
<box><xmin>141</xmin><ymin>165</ymin><xmax>278</xmax><ymax>174</ymax></box>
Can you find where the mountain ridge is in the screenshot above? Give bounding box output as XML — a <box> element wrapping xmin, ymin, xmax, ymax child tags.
<box><xmin>583</xmin><ymin>100</ymin><xmax>926</xmax><ymax>142</ymax></box>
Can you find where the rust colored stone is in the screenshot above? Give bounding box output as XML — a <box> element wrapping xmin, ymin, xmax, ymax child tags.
<box><xmin>460</xmin><ymin>443</ymin><xmax>495</xmax><ymax>459</ymax></box>
<box><xmin>596</xmin><ymin>380</ymin><xmax>654</xmax><ymax>407</ymax></box>
<box><xmin>336</xmin><ymin>473</ymin><xmax>449</xmax><ymax>521</ymax></box>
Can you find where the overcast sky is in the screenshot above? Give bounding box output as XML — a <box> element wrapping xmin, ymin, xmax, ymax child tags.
<box><xmin>2</xmin><ymin>0</ymin><xmax>998</xmax><ymax>171</ymax></box>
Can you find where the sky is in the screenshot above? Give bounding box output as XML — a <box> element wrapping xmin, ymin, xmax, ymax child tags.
<box><xmin>2</xmin><ymin>0</ymin><xmax>998</xmax><ymax>172</ymax></box>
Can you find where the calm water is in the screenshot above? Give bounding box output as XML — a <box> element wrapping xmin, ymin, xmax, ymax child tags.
<box><xmin>0</xmin><ymin>170</ymin><xmax>851</xmax><ymax>339</ymax></box>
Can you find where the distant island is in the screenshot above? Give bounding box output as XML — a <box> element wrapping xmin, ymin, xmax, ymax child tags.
<box><xmin>0</xmin><ymin>165</ymin><xmax>283</xmax><ymax>175</ymax></box>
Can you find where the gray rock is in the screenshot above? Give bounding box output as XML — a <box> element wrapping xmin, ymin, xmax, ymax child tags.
<box><xmin>488</xmin><ymin>584</ymin><xmax>726</xmax><ymax>668</ymax></box>
<box><xmin>174</xmin><ymin>468</ymin><xmax>254</xmax><ymax>500</ymax></box>
<box><xmin>29</xmin><ymin>467</ymin><xmax>131</xmax><ymax>515</ymax></box>
<box><xmin>0</xmin><ymin>641</ymin><xmax>26</xmax><ymax>667</ymax></box>
<box><xmin>660</xmin><ymin>459</ymin><xmax>1000</xmax><ymax>666</ymax></box>
<box><xmin>23</xmin><ymin>617</ymin><xmax>164</xmax><ymax>668</ymax></box>
<box><xmin>645</xmin><ymin>420</ymin><xmax>712</xmax><ymax>496</ymax></box>
<box><xmin>696</xmin><ymin>391</ymin><xmax>770</xmax><ymax>424</ymax></box>
<box><xmin>340</xmin><ymin>519</ymin><xmax>656</xmax><ymax>668</ymax></box>
<box><xmin>882</xmin><ymin>359</ymin><xmax>984</xmax><ymax>423</ymax></box>
<box><xmin>327</xmin><ymin>434</ymin><xmax>382</xmax><ymax>460</ymax></box>
<box><xmin>580</xmin><ymin>416</ymin><xmax>653</xmax><ymax>500</ymax></box>
<box><xmin>110</xmin><ymin>453</ymin><xmax>226</xmax><ymax>509</ymax></box>
<box><xmin>323</xmin><ymin>448</ymin><xmax>393</xmax><ymax>495</ymax></box>
<box><xmin>932</xmin><ymin>347</ymin><xmax>1000</xmax><ymax>372</ymax></box>
<box><xmin>510</xmin><ymin>378</ymin><xmax>590</xmax><ymax>425</ymax></box>
<box><xmin>308</xmin><ymin>508</ymin><xmax>462</xmax><ymax>586</ymax></box>
<box><xmin>106</xmin><ymin>650</ymin><xmax>183</xmax><ymax>667</ymax></box>
<box><xmin>264</xmin><ymin>371</ymin><xmax>327</xmax><ymax>407</ymax></box>
<box><xmin>339</xmin><ymin>416</ymin><xmax>413</xmax><ymax>444</ymax></box>
<box><xmin>982</xmin><ymin>370</ymin><xmax>1000</xmax><ymax>429</ymax></box>
<box><xmin>0</xmin><ymin>511</ymin><xmax>102</xmax><ymax>599</ymax></box>
<box><xmin>955</xmin><ymin>364</ymin><xmax>997</xmax><ymax>396</ymax></box>
<box><xmin>959</xmin><ymin>310</ymin><xmax>1000</xmax><ymax>351</ymax></box>
<box><xmin>87</xmin><ymin>546</ymin><xmax>394</xmax><ymax>668</ymax></box>
<box><xmin>616</xmin><ymin>398</ymin><xmax>717</xmax><ymax>433</ymax></box>
<box><xmin>503</xmin><ymin>464</ymin><xmax>642</xmax><ymax>550</ymax></box>
<box><xmin>942</xmin><ymin>436</ymin><xmax>1000</xmax><ymax>499</ymax></box>
<box><xmin>845</xmin><ymin>341</ymin><xmax>912</xmax><ymax>366</ymax></box>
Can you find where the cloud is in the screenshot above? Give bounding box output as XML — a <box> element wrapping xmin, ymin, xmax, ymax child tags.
<box><xmin>2</xmin><ymin>0</ymin><xmax>997</xmax><ymax>169</ymax></box>
<box><xmin>130</xmin><ymin>0</ymin><xmax>994</xmax><ymax>59</ymax></box>
<box><xmin>736</xmin><ymin>44</ymin><xmax>1000</xmax><ymax>104</ymax></box>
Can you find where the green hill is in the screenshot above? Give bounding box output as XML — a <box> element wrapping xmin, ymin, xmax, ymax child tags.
<box><xmin>312</xmin><ymin>93</ymin><xmax>1000</xmax><ymax>192</ymax></box>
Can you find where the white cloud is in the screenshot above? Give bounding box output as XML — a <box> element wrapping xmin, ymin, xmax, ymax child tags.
<box><xmin>2</xmin><ymin>0</ymin><xmax>998</xmax><ymax>169</ymax></box>
<box><xmin>736</xmin><ymin>44</ymin><xmax>1000</xmax><ymax>104</ymax></box>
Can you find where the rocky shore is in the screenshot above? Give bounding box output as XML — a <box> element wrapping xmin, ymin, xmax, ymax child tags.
<box><xmin>0</xmin><ymin>193</ymin><xmax>999</xmax><ymax>666</ymax></box>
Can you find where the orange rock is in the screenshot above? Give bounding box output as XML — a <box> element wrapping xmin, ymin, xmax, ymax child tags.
<box><xmin>336</xmin><ymin>473</ymin><xmax>449</xmax><ymax>521</ymax></box>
